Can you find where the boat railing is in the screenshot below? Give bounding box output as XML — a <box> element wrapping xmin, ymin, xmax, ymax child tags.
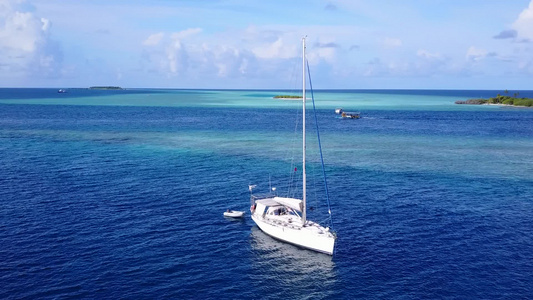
<box><xmin>263</xmin><ymin>216</ymin><xmax>302</xmax><ymax>230</ymax></box>
<box><xmin>251</xmin><ymin>193</ymin><xmax>277</xmax><ymax>200</ymax></box>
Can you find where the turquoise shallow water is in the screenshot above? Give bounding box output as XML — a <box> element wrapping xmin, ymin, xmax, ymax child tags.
<box><xmin>2</xmin><ymin>88</ymin><xmax>531</xmax><ymax>110</ymax></box>
<box><xmin>0</xmin><ymin>89</ymin><xmax>532</xmax><ymax>299</ymax></box>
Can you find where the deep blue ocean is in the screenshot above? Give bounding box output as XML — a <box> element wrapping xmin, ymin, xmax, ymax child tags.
<box><xmin>0</xmin><ymin>88</ymin><xmax>532</xmax><ymax>299</ymax></box>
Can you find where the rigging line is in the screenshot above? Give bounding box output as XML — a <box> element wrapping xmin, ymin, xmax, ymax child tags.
<box><xmin>287</xmin><ymin>104</ymin><xmax>301</xmax><ymax>197</ymax></box>
<box><xmin>309</xmin><ymin>154</ymin><xmax>319</xmax><ymax>212</ymax></box>
<box><xmin>306</xmin><ymin>59</ymin><xmax>333</xmax><ymax>229</ymax></box>
<box><xmin>283</xmin><ymin>54</ymin><xmax>301</xmax><ymax>198</ymax></box>
<box><xmin>308</xmin><ymin>108</ymin><xmax>321</xmax><ymax>214</ymax></box>
<box><xmin>284</xmin><ymin>54</ymin><xmax>309</xmax><ymax>200</ymax></box>
<box><xmin>285</xmin><ymin>50</ymin><xmax>301</xmax><ymax>98</ymax></box>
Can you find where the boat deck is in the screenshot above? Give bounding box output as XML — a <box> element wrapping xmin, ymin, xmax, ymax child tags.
<box><xmin>261</xmin><ymin>214</ymin><xmax>332</xmax><ymax>236</ymax></box>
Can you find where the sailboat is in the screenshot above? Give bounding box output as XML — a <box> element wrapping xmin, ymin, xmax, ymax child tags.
<box><xmin>249</xmin><ymin>37</ymin><xmax>337</xmax><ymax>255</ymax></box>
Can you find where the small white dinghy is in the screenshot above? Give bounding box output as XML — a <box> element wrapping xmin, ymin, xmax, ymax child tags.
<box><xmin>224</xmin><ymin>210</ymin><xmax>245</xmax><ymax>218</ymax></box>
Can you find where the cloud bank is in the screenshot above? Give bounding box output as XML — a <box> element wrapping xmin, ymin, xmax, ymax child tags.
<box><xmin>0</xmin><ymin>0</ymin><xmax>62</xmax><ymax>83</ymax></box>
<box><xmin>2</xmin><ymin>0</ymin><xmax>533</xmax><ymax>88</ymax></box>
<box><xmin>513</xmin><ymin>0</ymin><xmax>533</xmax><ymax>40</ymax></box>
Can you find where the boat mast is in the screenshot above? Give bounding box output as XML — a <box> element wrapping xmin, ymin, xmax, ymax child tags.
<box><xmin>302</xmin><ymin>37</ymin><xmax>307</xmax><ymax>225</ymax></box>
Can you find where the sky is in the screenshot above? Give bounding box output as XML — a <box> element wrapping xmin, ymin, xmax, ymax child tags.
<box><xmin>1</xmin><ymin>0</ymin><xmax>533</xmax><ymax>89</ymax></box>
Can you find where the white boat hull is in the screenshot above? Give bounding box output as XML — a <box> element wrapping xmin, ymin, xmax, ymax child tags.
<box><xmin>224</xmin><ymin>211</ymin><xmax>244</xmax><ymax>218</ymax></box>
<box><xmin>251</xmin><ymin>214</ymin><xmax>335</xmax><ymax>255</ymax></box>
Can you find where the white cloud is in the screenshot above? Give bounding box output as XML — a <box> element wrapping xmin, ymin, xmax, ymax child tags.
<box><xmin>383</xmin><ymin>37</ymin><xmax>402</xmax><ymax>48</ymax></box>
<box><xmin>166</xmin><ymin>40</ymin><xmax>186</xmax><ymax>74</ymax></box>
<box><xmin>1</xmin><ymin>11</ymin><xmax>43</xmax><ymax>52</ymax></box>
<box><xmin>252</xmin><ymin>37</ymin><xmax>298</xmax><ymax>59</ymax></box>
<box><xmin>466</xmin><ymin>46</ymin><xmax>488</xmax><ymax>62</ymax></box>
<box><xmin>513</xmin><ymin>0</ymin><xmax>533</xmax><ymax>40</ymax></box>
<box><xmin>141</xmin><ymin>28</ymin><xmax>257</xmax><ymax>80</ymax></box>
<box><xmin>417</xmin><ymin>50</ymin><xmax>443</xmax><ymax>60</ymax></box>
<box><xmin>413</xmin><ymin>49</ymin><xmax>454</xmax><ymax>77</ymax></box>
<box><xmin>139</xmin><ymin>26</ymin><xmax>347</xmax><ymax>86</ymax></box>
<box><xmin>143</xmin><ymin>32</ymin><xmax>164</xmax><ymax>46</ymax></box>
<box><xmin>0</xmin><ymin>0</ymin><xmax>62</xmax><ymax>81</ymax></box>
<box><xmin>171</xmin><ymin>28</ymin><xmax>202</xmax><ymax>40</ymax></box>
<box><xmin>41</xmin><ymin>17</ymin><xmax>50</xmax><ymax>31</ymax></box>
<box><xmin>361</xmin><ymin>48</ymin><xmax>457</xmax><ymax>79</ymax></box>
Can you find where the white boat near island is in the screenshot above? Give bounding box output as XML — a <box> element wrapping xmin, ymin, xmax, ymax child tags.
<box><xmin>335</xmin><ymin>108</ymin><xmax>360</xmax><ymax>119</ymax></box>
<box><xmin>249</xmin><ymin>38</ymin><xmax>336</xmax><ymax>255</ymax></box>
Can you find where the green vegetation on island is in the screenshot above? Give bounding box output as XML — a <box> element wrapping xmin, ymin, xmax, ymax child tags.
<box><xmin>274</xmin><ymin>95</ymin><xmax>303</xmax><ymax>99</ymax></box>
<box><xmin>456</xmin><ymin>91</ymin><xmax>533</xmax><ymax>107</ymax></box>
<box><xmin>89</xmin><ymin>86</ymin><xmax>123</xmax><ymax>90</ymax></box>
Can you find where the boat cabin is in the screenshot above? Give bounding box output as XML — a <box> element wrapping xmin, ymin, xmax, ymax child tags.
<box><xmin>253</xmin><ymin>197</ymin><xmax>302</xmax><ymax>218</ymax></box>
<box><xmin>336</xmin><ymin>108</ymin><xmax>360</xmax><ymax>119</ymax></box>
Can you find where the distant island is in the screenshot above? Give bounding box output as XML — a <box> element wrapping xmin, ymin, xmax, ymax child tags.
<box><xmin>274</xmin><ymin>95</ymin><xmax>302</xmax><ymax>99</ymax></box>
<box><xmin>89</xmin><ymin>86</ymin><xmax>123</xmax><ymax>90</ymax></box>
<box><xmin>456</xmin><ymin>93</ymin><xmax>532</xmax><ymax>107</ymax></box>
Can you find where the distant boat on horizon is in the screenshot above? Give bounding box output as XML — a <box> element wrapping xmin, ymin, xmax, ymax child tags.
<box><xmin>57</xmin><ymin>89</ymin><xmax>67</xmax><ymax>93</ymax></box>
<box><xmin>335</xmin><ymin>108</ymin><xmax>360</xmax><ymax>119</ymax></box>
